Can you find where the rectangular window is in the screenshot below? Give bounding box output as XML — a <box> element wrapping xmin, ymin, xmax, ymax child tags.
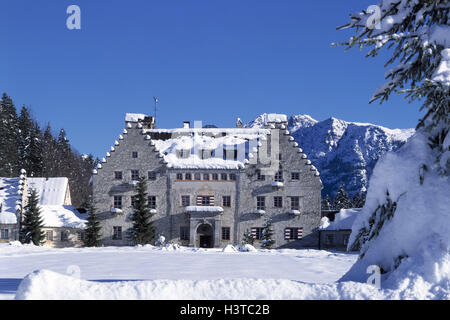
<box><xmin>148</xmin><ymin>171</ymin><xmax>157</xmax><ymax>180</ymax></box>
<box><xmin>222</xmin><ymin>227</ymin><xmax>231</xmax><ymax>240</ymax></box>
<box><xmin>132</xmin><ymin>151</ymin><xmax>138</xmax><ymax>158</ymax></box>
<box><xmin>180</xmin><ymin>226</ymin><xmax>190</xmax><ymax>241</ymax></box>
<box><xmin>113</xmin><ymin>226</ymin><xmax>122</xmax><ymax>240</ymax></box>
<box><xmin>257</xmin><ymin>196</ymin><xmax>265</xmax><ymax>210</ymax></box>
<box><xmin>113</xmin><ymin>196</ymin><xmax>122</xmax><ymax>209</ymax></box>
<box><xmin>290</xmin><ymin>197</ymin><xmax>300</xmax><ymax>210</ymax></box>
<box><xmin>201</xmin><ymin>196</ymin><xmax>211</xmax><ymax>206</ymax></box>
<box><xmin>274</xmin><ymin>196</ymin><xmax>283</xmax><ymax>208</ymax></box>
<box><xmin>179</xmin><ymin>149</ymin><xmax>188</xmax><ymax>158</ymax></box>
<box><xmin>114</xmin><ymin>171</ymin><xmax>123</xmax><ymax>180</ymax></box>
<box><xmin>203</xmin><ymin>173</ymin><xmax>210</xmax><ymax>180</ymax></box>
<box><xmin>256</xmin><ymin>170</ymin><xmax>265</xmax><ymax>181</ymax></box>
<box><xmin>194</xmin><ymin>173</ymin><xmax>201</xmax><ymax>180</ymax></box>
<box><xmin>212</xmin><ymin>173</ymin><xmax>219</xmax><ymax>181</ymax></box>
<box><xmin>291</xmin><ymin>172</ymin><xmax>300</xmax><ymax>180</ymax></box>
<box><xmin>61</xmin><ymin>231</ymin><xmax>69</xmax><ymax>242</ymax></box>
<box><xmin>185</xmin><ymin>173</ymin><xmax>192</xmax><ymax>180</ymax></box>
<box><xmin>285</xmin><ymin>228</ymin><xmax>303</xmax><ymax>240</ymax></box>
<box><xmin>326</xmin><ymin>234</ymin><xmax>335</xmax><ymax>245</ymax></box>
<box><xmin>229</xmin><ymin>173</ymin><xmax>236</xmax><ymax>181</ymax></box>
<box><xmin>0</xmin><ymin>229</ymin><xmax>9</xmax><ymax>239</ymax></box>
<box><xmin>251</xmin><ymin>227</ymin><xmax>264</xmax><ymax>240</ymax></box>
<box><xmin>221</xmin><ymin>173</ymin><xmax>228</xmax><ymax>181</ymax></box>
<box><xmin>77</xmin><ymin>232</ymin><xmax>84</xmax><ymax>241</ymax></box>
<box><xmin>222</xmin><ymin>196</ymin><xmax>231</xmax><ymax>207</ymax></box>
<box><xmin>46</xmin><ymin>230</ymin><xmax>53</xmax><ymax>241</ymax></box>
<box><xmin>278</xmin><ymin>153</ymin><xmax>282</xmax><ymax>160</ymax></box>
<box><xmin>275</xmin><ymin>171</ymin><xmax>283</xmax><ymax>182</ymax></box>
<box><xmin>148</xmin><ymin>196</ymin><xmax>156</xmax><ymax>209</ymax></box>
<box><xmin>181</xmin><ymin>195</ymin><xmax>190</xmax><ymax>207</ymax></box>
<box><xmin>131</xmin><ymin>170</ymin><xmax>139</xmax><ymax>181</ymax></box>
<box><xmin>176</xmin><ymin>173</ymin><xmax>183</xmax><ymax>180</ymax></box>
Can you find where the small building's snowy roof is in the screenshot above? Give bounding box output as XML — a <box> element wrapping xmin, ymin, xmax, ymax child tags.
<box><xmin>40</xmin><ymin>205</ymin><xmax>86</xmax><ymax>229</ymax></box>
<box><xmin>320</xmin><ymin>208</ymin><xmax>361</xmax><ymax>231</ymax></box>
<box><xmin>27</xmin><ymin>178</ymin><xmax>69</xmax><ymax>206</ymax></box>
<box><xmin>27</xmin><ymin>177</ymin><xmax>86</xmax><ymax>229</ymax></box>
<box><xmin>145</xmin><ymin>128</ymin><xmax>270</xmax><ymax>169</ymax></box>
<box><xmin>0</xmin><ymin>178</ymin><xmax>22</xmax><ymax>224</ymax></box>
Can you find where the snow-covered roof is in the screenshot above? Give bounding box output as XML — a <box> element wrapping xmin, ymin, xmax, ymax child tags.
<box><xmin>39</xmin><ymin>205</ymin><xmax>86</xmax><ymax>229</ymax></box>
<box><xmin>125</xmin><ymin>113</ymin><xmax>147</xmax><ymax>122</ymax></box>
<box><xmin>27</xmin><ymin>178</ymin><xmax>69</xmax><ymax>206</ymax></box>
<box><xmin>320</xmin><ymin>208</ymin><xmax>361</xmax><ymax>231</ymax></box>
<box><xmin>27</xmin><ymin>178</ymin><xmax>86</xmax><ymax>229</ymax></box>
<box><xmin>0</xmin><ymin>177</ymin><xmax>23</xmax><ymax>224</ymax></box>
<box><xmin>145</xmin><ymin>128</ymin><xmax>270</xmax><ymax>169</ymax></box>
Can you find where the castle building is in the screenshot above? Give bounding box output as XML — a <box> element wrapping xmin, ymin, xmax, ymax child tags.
<box><xmin>92</xmin><ymin>113</ymin><xmax>322</xmax><ymax>248</ymax></box>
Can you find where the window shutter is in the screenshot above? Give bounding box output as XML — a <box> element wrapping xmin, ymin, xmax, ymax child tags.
<box><xmin>251</xmin><ymin>227</ymin><xmax>257</xmax><ymax>239</ymax></box>
<box><xmin>209</xmin><ymin>195</ymin><xmax>214</xmax><ymax>206</ymax></box>
<box><xmin>196</xmin><ymin>196</ymin><xmax>202</xmax><ymax>206</ymax></box>
<box><xmin>297</xmin><ymin>228</ymin><xmax>303</xmax><ymax>240</ymax></box>
<box><xmin>284</xmin><ymin>228</ymin><xmax>291</xmax><ymax>240</ymax></box>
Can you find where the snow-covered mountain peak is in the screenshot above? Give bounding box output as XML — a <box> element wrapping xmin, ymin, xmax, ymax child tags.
<box><xmin>247</xmin><ymin>113</ymin><xmax>415</xmax><ymax>196</ymax></box>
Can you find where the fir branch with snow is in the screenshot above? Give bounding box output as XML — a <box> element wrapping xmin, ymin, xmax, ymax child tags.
<box><xmin>334</xmin><ymin>0</ymin><xmax>450</xmax><ymax>175</ymax></box>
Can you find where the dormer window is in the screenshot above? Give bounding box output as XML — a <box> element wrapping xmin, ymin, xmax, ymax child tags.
<box><xmin>132</xmin><ymin>151</ymin><xmax>138</xmax><ymax>158</ymax></box>
<box><xmin>179</xmin><ymin>149</ymin><xmax>189</xmax><ymax>159</ymax></box>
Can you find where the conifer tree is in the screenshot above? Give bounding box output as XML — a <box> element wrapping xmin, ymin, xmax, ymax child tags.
<box><xmin>241</xmin><ymin>229</ymin><xmax>254</xmax><ymax>246</ymax></box>
<box><xmin>20</xmin><ymin>188</ymin><xmax>45</xmax><ymax>245</ymax></box>
<box><xmin>83</xmin><ymin>196</ymin><xmax>102</xmax><ymax>247</ymax></box>
<box><xmin>0</xmin><ymin>93</ymin><xmax>19</xmax><ymax>176</ymax></box>
<box><xmin>128</xmin><ymin>177</ymin><xmax>155</xmax><ymax>245</ymax></box>
<box><xmin>333</xmin><ymin>186</ymin><xmax>352</xmax><ymax>210</ymax></box>
<box><xmin>18</xmin><ymin>106</ymin><xmax>44</xmax><ymax>176</ymax></box>
<box><xmin>261</xmin><ymin>218</ymin><xmax>275</xmax><ymax>249</ymax></box>
<box><xmin>321</xmin><ymin>195</ymin><xmax>332</xmax><ymax>211</ymax></box>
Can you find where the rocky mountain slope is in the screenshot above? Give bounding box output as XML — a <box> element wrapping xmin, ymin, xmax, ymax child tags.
<box><xmin>247</xmin><ymin>114</ymin><xmax>414</xmax><ymax>197</ymax></box>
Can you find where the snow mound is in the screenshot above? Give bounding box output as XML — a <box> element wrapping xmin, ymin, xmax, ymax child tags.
<box><xmin>341</xmin><ymin>132</ymin><xmax>450</xmax><ymax>296</ymax></box>
<box><xmin>162</xmin><ymin>243</ymin><xmax>181</xmax><ymax>251</ymax></box>
<box><xmin>238</xmin><ymin>244</ymin><xmax>257</xmax><ymax>252</ymax></box>
<box><xmin>222</xmin><ymin>244</ymin><xmax>238</xmax><ymax>253</ymax></box>
<box><xmin>15</xmin><ymin>269</ymin><xmax>448</xmax><ymax>300</ymax></box>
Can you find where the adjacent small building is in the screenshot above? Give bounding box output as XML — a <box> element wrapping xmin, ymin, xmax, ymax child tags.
<box><xmin>0</xmin><ymin>175</ymin><xmax>86</xmax><ymax>247</ymax></box>
<box><xmin>319</xmin><ymin>208</ymin><xmax>361</xmax><ymax>251</ymax></box>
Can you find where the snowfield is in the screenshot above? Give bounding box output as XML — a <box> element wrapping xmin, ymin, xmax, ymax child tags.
<box><xmin>0</xmin><ymin>243</ymin><xmax>360</xmax><ymax>299</ymax></box>
<box><xmin>2</xmin><ymin>242</ymin><xmax>447</xmax><ymax>299</ymax></box>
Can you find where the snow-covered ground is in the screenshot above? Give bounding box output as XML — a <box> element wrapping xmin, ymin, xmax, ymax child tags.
<box><xmin>0</xmin><ymin>243</ymin><xmax>357</xmax><ymax>300</ymax></box>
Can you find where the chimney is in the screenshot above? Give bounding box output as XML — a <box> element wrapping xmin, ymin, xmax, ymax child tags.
<box><xmin>183</xmin><ymin>121</ymin><xmax>190</xmax><ymax>129</ymax></box>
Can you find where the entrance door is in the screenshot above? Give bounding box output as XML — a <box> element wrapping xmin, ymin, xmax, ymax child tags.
<box><xmin>196</xmin><ymin>224</ymin><xmax>214</xmax><ymax>248</ymax></box>
<box><xmin>199</xmin><ymin>235</ymin><xmax>212</xmax><ymax>248</ymax></box>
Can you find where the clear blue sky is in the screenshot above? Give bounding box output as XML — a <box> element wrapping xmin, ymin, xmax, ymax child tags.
<box><xmin>1</xmin><ymin>0</ymin><xmax>422</xmax><ymax>157</ymax></box>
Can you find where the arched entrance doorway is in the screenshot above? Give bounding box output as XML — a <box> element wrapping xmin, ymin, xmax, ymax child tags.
<box><xmin>196</xmin><ymin>223</ymin><xmax>214</xmax><ymax>248</ymax></box>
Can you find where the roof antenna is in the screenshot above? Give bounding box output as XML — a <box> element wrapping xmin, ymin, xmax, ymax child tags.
<box><xmin>153</xmin><ymin>97</ymin><xmax>159</xmax><ymax>128</ymax></box>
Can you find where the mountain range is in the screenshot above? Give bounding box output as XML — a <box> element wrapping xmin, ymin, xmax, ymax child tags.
<box><xmin>247</xmin><ymin>113</ymin><xmax>415</xmax><ymax>197</ymax></box>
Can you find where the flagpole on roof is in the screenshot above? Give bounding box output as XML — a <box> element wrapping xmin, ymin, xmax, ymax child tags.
<box><xmin>153</xmin><ymin>96</ymin><xmax>158</xmax><ymax>128</ymax></box>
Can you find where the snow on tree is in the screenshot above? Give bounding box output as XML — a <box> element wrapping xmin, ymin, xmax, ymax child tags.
<box><xmin>19</xmin><ymin>188</ymin><xmax>45</xmax><ymax>246</ymax></box>
<box><xmin>333</xmin><ymin>0</ymin><xmax>449</xmax><ymax>175</ymax></box>
<box><xmin>128</xmin><ymin>177</ymin><xmax>156</xmax><ymax>245</ymax></box>
<box><xmin>260</xmin><ymin>218</ymin><xmax>275</xmax><ymax>249</ymax></box>
<box><xmin>336</xmin><ymin>1</ymin><xmax>450</xmax><ymax>292</ymax></box>
<box><xmin>241</xmin><ymin>229</ymin><xmax>254</xmax><ymax>246</ymax></box>
<box><xmin>333</xmin><ymin>186</ymin><xmax>352</xmax><ymax>210</ymax></box>
<box><xmin>321</xmin><ymin>194</ymin><xmax>332</xmax><ymax>211</ymax></box>
<box><xmin>0</xmin><ymin>93</ymin><xmax>19</xmax><ymax>176</ymax></box>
